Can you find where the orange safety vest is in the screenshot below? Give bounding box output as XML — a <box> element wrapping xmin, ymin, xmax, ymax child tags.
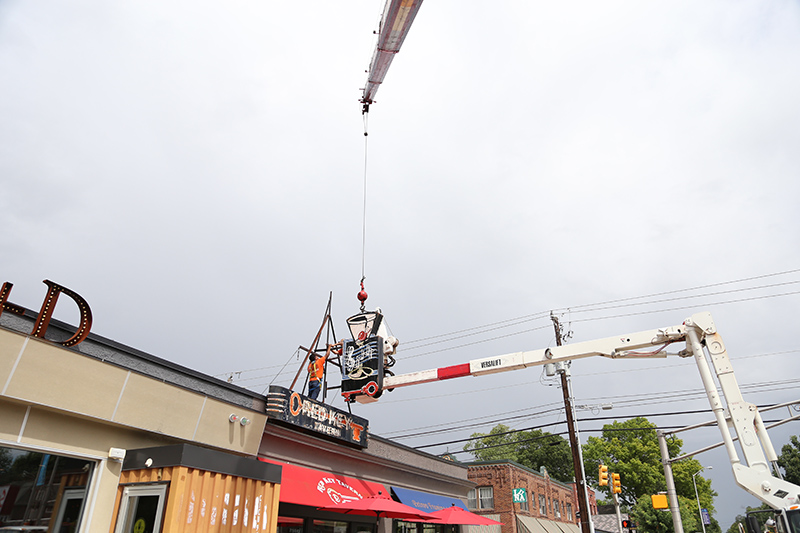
<box><xmin>308</xmin><ymin>356</ymin><xmax>325</xmax><ymax>381</ymax></box>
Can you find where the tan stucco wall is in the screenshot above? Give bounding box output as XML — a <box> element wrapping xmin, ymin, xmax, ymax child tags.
<box><xmin>0</xmin><ymin>400</ymin><xmax>176</xmax><ymax>533</ymax></box>
<box><xmin>0</xmin><ymin>326</ymin><xmax>269</xmax><ymax>533</ymax></box>
<box><xmin>0</xmin><ymin>328</ymin><xmax>266</xmax><ymax>454</ymax></box>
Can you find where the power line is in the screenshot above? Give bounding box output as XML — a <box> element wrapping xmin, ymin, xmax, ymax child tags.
<box><xmin>402</xmin><ymin>311</ymin><xmax>552</xmax><ymax>346</ymax></box>
<box><xmin>387</xmin><ymin>404</ymin><xmax>565</xmax><ymax>440</ymax></box>
<box><xmin>553</xmin><ymin>268</ymin><xmax>800</xmax><ymax>313</ymax></box>
<box><xmin>218</xmin><ymin>271</ymin><xmax>800</xmax><ymax>386</ymax></box>
<box><xmin>384</xmin><ymin>375</ymin><xmax>800</xmax><ymax>441</ymax></box>
<box><xmin>416</xmin><ymin>405</ymin><xmax>800</xmax><ymax>455</ymax></box>
<box><xmin>389</xmin><ymin>287</ymin><xmax>800</xmax><ymax>362</ymax></box>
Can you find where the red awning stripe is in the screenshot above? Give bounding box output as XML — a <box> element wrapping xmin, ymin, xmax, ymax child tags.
<box><xmin>259</xmin><ymin>458</ymin><xmax>386</xmax><ymax>507</ymax></box>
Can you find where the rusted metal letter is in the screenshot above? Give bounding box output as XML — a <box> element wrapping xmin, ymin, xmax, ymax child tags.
<box><xmin>31</xmin><ymin>279</ymin><xmax>93</xmax><ymax>347</ymax></box>
<box><xmin>0</xmin><ymin>282</ymin><xmax>26</xmax><ymax>319</ymax></box>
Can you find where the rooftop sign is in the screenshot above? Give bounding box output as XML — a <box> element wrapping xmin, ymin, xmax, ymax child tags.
<box><xmin>1</xmin><ymin>279</ymin><xmax>93</xmax><ymax>347</ymax></box>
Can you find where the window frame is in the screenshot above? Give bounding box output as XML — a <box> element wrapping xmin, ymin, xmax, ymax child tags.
<box><xmin>114</xmin><ymin>483</ymin><xmax>169</xmax><ymax>533</ymax></box>
<box><xmin>467</xmin><ymin>489</ymin><xmax>477</xmax><ymax>510</ymax></box>
<box><xmin>478</xmin><ymin>486</ymin><xmax>494</xmax><ymax>510</ymax></box>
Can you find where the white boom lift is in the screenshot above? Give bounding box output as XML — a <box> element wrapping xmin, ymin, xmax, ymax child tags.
<box><xmin>344</xmin><ymin>312</ymin><xmax>800</xmax><ymax>533</ymax></box>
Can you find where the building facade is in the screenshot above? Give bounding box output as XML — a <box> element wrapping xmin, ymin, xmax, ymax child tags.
<box><xmin>0</xmin><ymin>280</ymin><xmax>473</xmax><ymax>533</ymax></box>
<box><xmin>0</xmin><ymin>296</ymin><xmax>278</xmax><ymax>533</ymax></box>
<box><xmin>465</xmin><ymin>461</ymin><xmax>597</xmax><ymax>533</ymax></box>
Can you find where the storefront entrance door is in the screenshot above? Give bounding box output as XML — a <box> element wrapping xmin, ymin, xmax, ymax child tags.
<box><xmin>114</xmin><ymin>484</ymin><xmax>168</xmax><ymax>533</ymax></box>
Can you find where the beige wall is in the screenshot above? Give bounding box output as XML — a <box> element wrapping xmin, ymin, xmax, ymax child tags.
<box><xmin>0</xmin><ymin>400</ymin><xmax>176</xmax><ymax>533</ymax></box>
<box><xmin>0</xmin><ymin>329</ymin><xmax>266</xmax><ymax>454</ymax></box>
<box><xmin>0</xmin><ymin>326</ymin><xmax>269</xmax><ymax>533</ymax></box>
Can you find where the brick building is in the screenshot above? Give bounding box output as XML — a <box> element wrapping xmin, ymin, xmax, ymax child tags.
<box><xmin>466</xmin><ymin>461</ymin><xmax>597</xmax><ymax>533</ymax></box>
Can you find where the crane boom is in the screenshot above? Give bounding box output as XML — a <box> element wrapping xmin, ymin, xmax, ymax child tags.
<box><xmin>360</xmin><ymin>0</ymin><xmax>424</xmax><ymax>111</ymax></box>
<box><xmin>367</xmin><ymin>312</ymin><xmax>800</xmax><ymax>527</ymax></box>
<box><xmin>384</xmin><ymin>322</ymin><xmax>687</xmax><ymax>389</ymax></box>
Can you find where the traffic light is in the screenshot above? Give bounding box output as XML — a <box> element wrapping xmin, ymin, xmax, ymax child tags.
<box><xmin>599</xmin><ymin>464</ymin><xmax>609</xmax><ymax>486</ymax></box>
<box><xmin>622</xmin><ymin>520</ymin><xmax>636</xmax><ymax>529</ymax></box>
<box><xmin>612</xmin><ymin>472</ymin><xmax>622</xmax><ymax>493</ymax></box>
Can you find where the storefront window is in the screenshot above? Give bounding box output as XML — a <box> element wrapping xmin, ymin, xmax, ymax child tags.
<box><xmin>394</xmin><ymin>521</ymin><xmax>458</xmax><ymax>533</ymax></box>
<box><xmin>396</xmin><ymin>522</ymin><xmax>418</xmax><ymax>533</ymax></box>
<box><xmin>278</xmin><ymin>517</ymin><xmax>374</xmax><ymax>533</ymax></box>
<box><xmin>352</xmin><ymin>523</ymin><xmax>374</xmax><ymax>533</ymax></box>
<box><xmin>351</xmin><ymin>522</ymin><xmax>375</xmax><ymax>533</ymax></box>
<box><xmin>0</xmin><ymin>445</ymin><xmax>93</xmax><ymax>532</ymax></box>
<box><xmin>314</xmin><ymin>519</ymin><xmax>349</xmax><ymax>533</ymax></box>
<box><xmin>278</xmin><ymin>516</ymin><xmax>305</xmax><ymax>533</ymax></box>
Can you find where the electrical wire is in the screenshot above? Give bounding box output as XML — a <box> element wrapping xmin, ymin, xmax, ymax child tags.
<box><xmin>386</xmin><ymin>404</ymin><xmax>566</xmax><ymax>440</ymax></box>
<box><xmin>553</xmin><ymin>268</ymin><xmax>800</xmax><ymax>313</ymax></box>
<box><xmin>217</xmin><ymin>270</ymin><xmax>800</xmax><ymax>386</ymax></box>
<box><xmin>383</xmin><ymin>375</ymin><xmax>800</xmax><ymax>441</ymax></box>
<box><xmin>394</xmin><ymin>285</ymin><xmax>800</xmax><ymax>360</ymax></box>
<box><xmin>402</xmin><ymin>311</ymin><xmax>552</xmax><ymax>346</ymax></box>
<box><xmin>414</xmin><ymin>404</ymin><xmax>800</xmax><ymax>454</ymax></box>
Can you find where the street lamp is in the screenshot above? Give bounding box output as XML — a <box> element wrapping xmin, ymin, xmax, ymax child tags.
<box><xmin>693</xmin><ymin>466</ymin><xmax>712</xmax><ymax>533</ymax></box>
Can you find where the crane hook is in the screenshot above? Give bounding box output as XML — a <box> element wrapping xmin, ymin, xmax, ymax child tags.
<box><xmin>357</xmin><ymin>278</ymin><xmax>368</xmax><ymax>312</ymax></box>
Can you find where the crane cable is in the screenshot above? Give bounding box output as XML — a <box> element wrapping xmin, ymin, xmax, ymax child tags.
<box><xmin>358</xmin><ymin>110</ymin><xmax>370</xmax><ymax>312</ymax></box>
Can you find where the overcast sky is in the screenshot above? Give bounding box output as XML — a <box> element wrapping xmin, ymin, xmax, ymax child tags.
<box><xmin>2</xmin><ymin>0</ymin><xmax>800</xmax><ymax>527</ymax></box>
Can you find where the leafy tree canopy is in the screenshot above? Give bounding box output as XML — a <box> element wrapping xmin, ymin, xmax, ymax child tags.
<box><xmin>631</xmin><ymin>494</ymin><xmax>720</xmax><ymax>533</ymax></box>
<box><xmin>582</xmin><ymin>417</ymin><xmax>716</xmax><ymax>515</ymax></box>
<box><xmin>778</xmin><ymin>435</ymin><xmax>800</xmax><ymax>485</ymax></box>
<box><xmin>464</xmin><ymin>424</ymin><xmax>575</xmax><ymax>483</ymax></box>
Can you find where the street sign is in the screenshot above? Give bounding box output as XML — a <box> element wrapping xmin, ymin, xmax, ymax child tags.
<box><xmin>513</xmin><ymin>488</ymin><xmax>527</xmax><ymax>503</ymax></box>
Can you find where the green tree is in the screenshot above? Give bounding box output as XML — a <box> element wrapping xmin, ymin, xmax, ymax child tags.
<box><xmin>726</xmin><ymin>503</ymin><xmax>772</xmax><ymax>533</ymax></box>
<box><xmin>582</xmin><ymin>417</ymin><xmax>716</xmax><ymax>518</ymax></box>
<box><xmin>464</xmin><ymin>424</ymin><xmax>575</xmax><ymax>483</ymax></box>
<box><xmin>778</xmin><ymin>435</ymin><xmax>800</xmax><ymax>485</ymax></box>
<box><xmin>464</xmin><ymin>424</ymin><xmax>522</xmax><ymax>462</ymax></box>
<box><xmin>631</xmin><ymin>495</ymin><xmax>708</xmax><ymax>533</ymax></box>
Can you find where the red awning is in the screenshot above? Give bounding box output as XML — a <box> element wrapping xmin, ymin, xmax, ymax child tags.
<box><xmin>259</xmin><ymin>458</ymin><xmax>386</xmax><ymax>507</ymax></box>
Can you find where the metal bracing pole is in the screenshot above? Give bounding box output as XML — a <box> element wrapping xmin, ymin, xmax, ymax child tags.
<box><xmin>658</xmin><ymin>430</ymin><xmax>684</xmax><ymax>533</ymax></box>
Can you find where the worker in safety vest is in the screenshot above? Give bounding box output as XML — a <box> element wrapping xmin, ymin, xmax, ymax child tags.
<box><xmin>307</xmin><ymin>352</ymin><xmax>328</xmax><ymax>401</ymax></box>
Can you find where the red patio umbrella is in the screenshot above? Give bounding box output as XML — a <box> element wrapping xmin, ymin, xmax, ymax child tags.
<box><xmin>318</xmin><ymin>490</ymin><xmax>437</xmax><ymax>521</ymax></box>
<box><xmin>427</xmin><ymin>505</ymin><xmax>504</xmax><ymax>525</ymax></box>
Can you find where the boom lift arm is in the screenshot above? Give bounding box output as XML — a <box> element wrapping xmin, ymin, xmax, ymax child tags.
<box><xmin>373</xmin><ymin>312</ymin><xmax>800</xmax><ymax>524</ymax></box>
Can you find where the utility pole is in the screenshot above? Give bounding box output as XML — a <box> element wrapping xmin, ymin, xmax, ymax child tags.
<box><xmin>552</xmin><ymin>313</ymin><xmax>594</xmax><ymax>533</ymax></box>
